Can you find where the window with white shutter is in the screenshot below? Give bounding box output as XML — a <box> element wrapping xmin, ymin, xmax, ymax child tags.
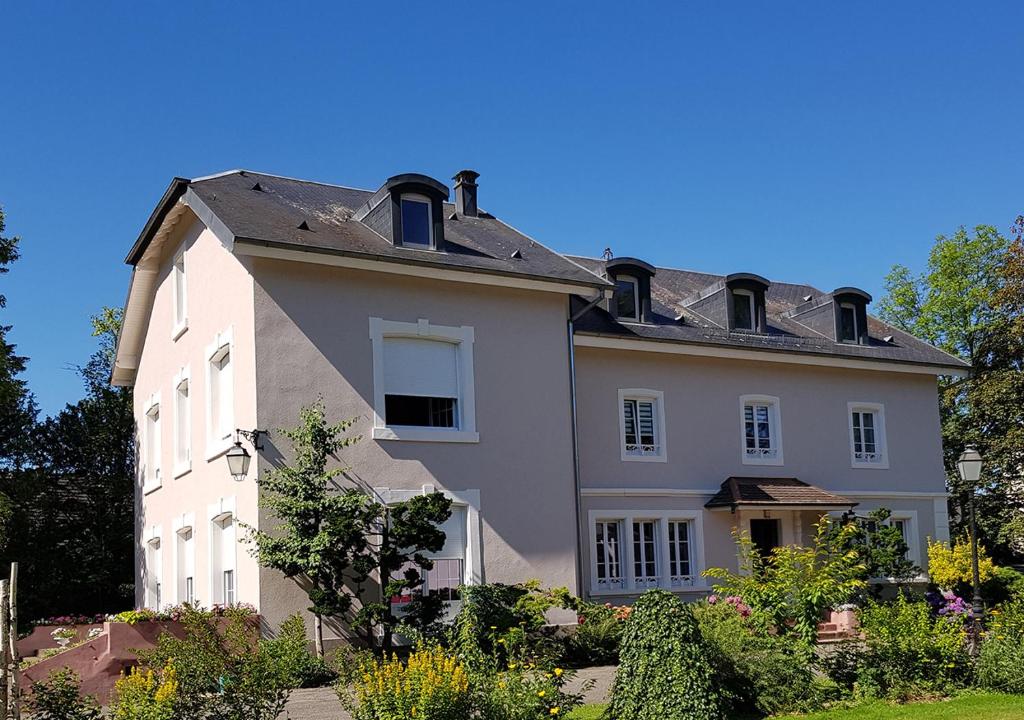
<box><xmin>172</xmin><ymin>247</ymin><xmax>187</xmax><ymax>337</ymax></box>
<box><xmin>144</xmin><ymin>398</ymin><xmax>162</xmax><ymax>490</ymax></box>
<box><xmin>619</xmin><ymin>390</ymin><xmax>666</xmax><ymax>461</ymax></box>
<box><xmin>210</xmin><ymin>512</ymin><xmax>236</xmax><ymax>605</ymax></box>
<box><xmin>174</xmin><ymin>368</ymin><xmax>191</xmax><ymax>476</ymax></box>
<box><xmin>370</xmin><ymin>318</ymin><xmax>478</xmax><ymax>442</ymax></box>
<box><xmin>146</xmin><ymin>532</ymin><xmax>162</xmax><ymax>610</ymax></box>
<box><xmin>176</xmin><ymin>525</ymin><xmax>195</xmax><ymax>604</ymax></box>
<box><xmin>206</xmin><ymin>329</ymin><xmax>234</xmax><ymax>456</ymax></box>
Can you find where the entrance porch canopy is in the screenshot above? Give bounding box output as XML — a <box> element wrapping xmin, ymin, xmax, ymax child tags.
<box><xmin>705</xmin><ymin>477</ymin><xmax>858</xmax><ymax>513</ymax></box>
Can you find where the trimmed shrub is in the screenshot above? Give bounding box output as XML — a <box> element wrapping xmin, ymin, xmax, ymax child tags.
<box><xmin>982</xmin><ymin>565</ymin><xmax>1024</xmax><ymax>606</ymax></box>
<box><xmin>607</xmin><ymin>590</ymin><xmax>722</xmax><ymax>720</ymax></box>
<box><xmin>26</xmin><ymin>669</ymin><xmax>102</xmax><ymax>720</ymax></box>
<box><xmin>977</xmin><ymin>598</ymin><xmax>1024</xmax><ymax>693</ymax></box>
<box><xmin>262</xmin><ymin>614</ymin><xmax>337</xmax><ymax>687</ymax></box>
<box><xmin>694</xmin><ymin>599</ymin><xmax>840</xmax><ymax>716</ymax></box>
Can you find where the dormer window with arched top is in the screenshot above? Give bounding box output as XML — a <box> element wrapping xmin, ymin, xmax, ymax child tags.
<box><xmin>400</xmin><ymin>193</ymin><xmax>433</xmax><ymax>247</ymax></box>
<box><xmin>724</xmin><ymin>273</ymin><xmax>770</xmax><ymax>333</ymax></box>
<box><xmin>832</xmin><ymin>288</ymin><xmax>871</xmax><ymax>345</ymax></box>
<box><xmin>604</xmin><ymin>257</ymin><xmax>656</xmax><ymax>324</ymax></box>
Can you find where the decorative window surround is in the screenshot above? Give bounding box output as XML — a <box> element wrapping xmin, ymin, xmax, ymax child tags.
<box><xmin>848</xmin><ymin>402</ymin><xmax>889</xmax><ymax>469</ymax></box>
<box><xmin>172</xmin><ymin>512</ymin><xmax>196</xmax><ymax>605</ymax></box>
<box><xmin>171</xmin><ymin>244</ymin><xmax>188</xmax><ymax>340</ymax></box>
<box><xmin>369</xmin><ymin>318</ymin><xmax>478</xmax><ymax>443</ymax></box>
<box><xmin>207</xmin><ymin>496</ymin><xmax>237</xmax><ymax>606</ymax></box>
<box><xmin>618</xmin><ymin>389</ymin><xmax>667</xmax><ymax>462</ymax></box>
<box><xmin>173</xmin><ymin>366</ymin><xmax>191</xmax><ymax>478</ymax></box>
<box><xmin>373</xmin><ymin>486</ymin><xmax>483</xmax><ymax>592</ymax></box>
<box><xmin>739</xmin><ymin>394</ymin><xmax>783</xmax><ymax>466</ymax></box>
<box><xmin>205</xmin><ymin>328</ymin><xmax>234</xmax><ymax>459</ymax></box>
<box><xmin>142</xmin><ymin>392</ymin><xmax>162</xmax><ymax>494</ymax></box>
<box><xmin>145</xmin><ymin>525</ymin><xmax>163</xmax><ymax>611</ymax></box>
<box><xmin>889</xmin><ymin>511</ymin><xmax>922</xmax><ymax>570</ymax></box>
<box><xmin>587</xmin><ymin>510</ymin><xmax>706</xmax><ymax>596</ymax></box>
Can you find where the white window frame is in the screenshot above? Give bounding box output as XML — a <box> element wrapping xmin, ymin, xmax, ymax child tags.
<box><xmin>369</xmin><ymin>317</ymin><xmax>478</xmax><ymax>443</ymax></box>
<box><xmin>848</xmin><ymin>402</ymin><xmax>888</xmax><ymax>469</ymax></box>
<box><xmin>171</xmin><ymin>245</ymin><xmax>188</xmax><ymax>339</ymax></box>
<box><xmin>374</xmin><ymin>485</ymin><xmax>482</xmax><ymax>617</ymax></box>
<box><xmin>173</xmin><ymin>513</ymin><xmax>196</xmax><ymax>605</ymax></box>
<box><xmin>145</xmin><ymin>525</ymin><xmax>162</xmax><ymax>611</ymax></box>
<box><xmin>207</xmin><ymin>496</ymin><xmax>237</xmax><ymax>606</ymax></box>
<box><xmin>614</xmin><ymin>274</ymin><xmax>640</xmax><ymax>322</ymax></box>
<box><xmin>618</xmin><ymin>389</ymin><xmax>667</xmax><ymax>462</ymax></box>
<box><xmin>400</xmin><ymin>193</ymin><xmax>434</xmax><ymax>248</ymax></box>
<box><xmin>205</xmin><ymin>328</ymin><xmax>235</xmax><ymax>459</ymax></box>
<box><xmin>839</xmin><ymin>302</ymin><xmax>858</xmax><ymax>343</ymax></box>
<box><xmin>587</xmin><ymin>510</ymin><xmax>706</xmax><ymax>596</ymax></box>
<box><xmin>142</xmin><ymin>392</ymin><xmax>162</xmax><ymax>494</ymax></box>
<box><xmin>732</xmin><ymin>288</ymin><xmax>756</xmax><ymax>330</ymax></box>
<box><xmin>173</xmin><ymin>366</ymin><xmax>192</xmax><ymax>477</ymax></box>
<box><xmin>739</xmin><ymin>394</ymin><xmax>784</xmax><ymax>466</ymax></box>
<box><xmin>889</xmin><ymin>511</ymin><xmax>922</xmax><ymax>569</ymax></box>
<box><xmin>593</xmin><ymin>519</ymin><xmax>626</xmax><ymax>592</ymax></box>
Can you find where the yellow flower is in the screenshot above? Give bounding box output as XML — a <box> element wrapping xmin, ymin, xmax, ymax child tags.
<box><xmin>553</xmin><ymin>667</ymin><xmax>564</xmax><ymax>677</ymax></box>
<box><xmin>550</xmin><ymin>708</ymin><xmax>561</xmax><ymax>715</ymax></box>
<box><xmin>537</xmin><ymin>690</ymin><xmax>546</xmax><ymax>697</ymax></box>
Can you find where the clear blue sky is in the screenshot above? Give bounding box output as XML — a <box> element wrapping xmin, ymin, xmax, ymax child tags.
<box><xmin>2</xmin><ymin>1</ymin><xmax>1022</xmax><ymax>417</ymax></box>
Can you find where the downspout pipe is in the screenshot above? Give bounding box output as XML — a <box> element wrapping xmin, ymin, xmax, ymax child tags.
<box><xmin>568</xmin><ymin>292</ymin><xmax>609</xmax><ymax>601</ymax></box>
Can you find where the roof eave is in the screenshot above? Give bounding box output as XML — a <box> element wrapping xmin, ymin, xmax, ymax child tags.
<box><xmin>124</xmin><ymin>177</ymin><xmax>190</xmax><ymax>265</ymax></box>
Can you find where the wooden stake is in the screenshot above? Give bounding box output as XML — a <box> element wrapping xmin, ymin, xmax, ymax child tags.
<box><xmin>0</xmin><ymin>580</ymin><xmax>8</xmax><ymax>716</ymax></box>
<box><xmin>7</xmin><ymin>563</ymin><xmax>18</xmax><ymax>720</ymax></box>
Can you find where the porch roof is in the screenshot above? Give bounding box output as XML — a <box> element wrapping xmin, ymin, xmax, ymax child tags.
<box><xmin>705</xmin><ymin>477</ymin><xmax>858</xmax><ymax>512</ymax></box>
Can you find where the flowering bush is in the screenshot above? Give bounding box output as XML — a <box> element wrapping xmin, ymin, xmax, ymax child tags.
<box><xmin>476</xmin><ymin>660</ymin><xmax>584</xmax><ymax>720</ymax></box>
<box><xmin>346</xmin><ymin>644</ymin><xmax>472</xmax><ymax>720</ymax></box>
<box><xmin>977</xmin><ymin>598</ymin><xmax>1024</xmax><ymax>693</ymax></box>
<box><xmin>111</xmin><ymin>664</ymin><xmax>178</xmax><ymax>720</ymax></box>
<box><xmin>110</xmin><ymin>602</ymin><xmax>258</xmax><ymax>625</ymax></box>
<box><xmin>32</xmin><ymin>614</ymin><xmax>108</xmax><ymax>627</ymax></box>
<box><xmin>926</xmin><ymin>538</ymin><xmax>995</xmax><ymax>591</ymax></box>
<box><xmin>705</xmin><ymin>595</ymin><xmax>752</xmax><ymax>618</ymax></box>
<box><xmin>565</xmin><ymin>601</ymin><xmax>627</xmax><ymax>666</ymax></box>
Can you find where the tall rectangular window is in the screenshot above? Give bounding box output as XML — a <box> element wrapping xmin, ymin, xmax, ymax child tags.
<box><xmin>400</xmin><ymin>195</ymin><xmax>433</xmax><ymax>247</ymax></box>
<box><xmin>210</xmin><ymin>513</ymin><xmax>236</xmax><ymax>605</ymax></box>
<box><xmin>732</xmin><ymin>289</ymin><xmax>755</xmax><ymax>330</ymax></box>
<box><xmin>839</xmin><ymin>303</ymin><xmax>858</xmax><ymax>343</ymax></box>
<box><xmin>146</xmin><ymin>536</ymin><xmax>162</xmax><ymax>610</ymax></box>
<box><xmin>632</xmin><ymin>520</ymin><xmax>659</xmax><ymax>588</ymax></box>
<box><xmin>172</xmin><ymin>248</ymin><xmax>187</xmax><ymax>334</ymax></box>
<box><xmin>740</xmin><ymin>395</ymin><xmax>783</xmax><ymax>465</ymax></box>
<box><xmin>223</xmin><ymin>570</ymin><xmax>235</xmax><ymax>605</ymax></box>
<box><xmin>668</xmin><ymin>520</ymin><xmax>693</xmax><ymax>587</ymax></box>
<box><xmin>177</xmin><ymin>526</ymin><xmax>195</xmax><ymax>604</ymax></box>
<box><xmin>174</xmin><ymin>373</ymin><xmax>190</xmax><ymax>473</ymax></box>
<box><xmin>744</xmin><ymin>403</ymin><xmax>773</xmax><ymax>456</ymax></box>
<box><xmin>620</xmin><ymin>390</ymin><xmax>666</xmax><ymax>461</ymax></box>
<box><xmin>594</xmin><ymin>520</ymin><xmax>624</xmax><ymax>590</ymax></box>
<box><xmin>849</xmin><ymin>403</ymin><xmax>887</xmax><ymax>468</ymax></box>
<box><xmin>614</xmin><ymin>276</ymin><xmax>640</xmax><ymax>321</ymax></box>
<box><xmin>208</xmin><ymin>342</ymin><xmax>233</xmax><ymax>449</ymax></box>
<box><xmin>145</xmin><ymin>402</ymin><xmax>161</xmax><ymax>487</ymax></box>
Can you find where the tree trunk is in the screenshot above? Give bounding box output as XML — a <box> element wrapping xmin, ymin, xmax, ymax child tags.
<box><xmin>7</xmin><ymin>563</ymin><xmax>18</xmax><ymax>720</ymax></box>
<box><xmin>380</xmin><ymin>518</ymin><xmax>393</xmax><ymax>655</ymax></box>
<box><xmin>313</xmin><ymin>612</ymin><xmax>324</xmax><ymax>659</ymax></box>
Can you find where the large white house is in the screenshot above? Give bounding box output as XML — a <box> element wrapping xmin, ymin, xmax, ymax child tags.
<box><xmin>113</xmin><ymin>169</ymin><xmax>967</xmax><ymax>639</ymax></box>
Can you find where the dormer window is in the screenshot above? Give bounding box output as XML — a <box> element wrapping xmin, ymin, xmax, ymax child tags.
<box><xmin>731</xmin><ymin>289</ymin><xmax>756</xmax><ymax>330</ymax></box>
<box><xmin>614</xmin><ymin>275</ymin><xmax>640</xmax><ymax>321</ymax></box>
<box><xmin>400</xmin><ymin>194</ymin><xmax>433</xmax><ymax>248</ymax></box>
<box><xmin>839</xmin><ymin>302</ymin><xmax>858</xmax><ymax>343</ymax></box>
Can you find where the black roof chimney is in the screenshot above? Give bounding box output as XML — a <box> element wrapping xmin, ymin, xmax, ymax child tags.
<box><xmin>453</xmin><ymin>170</ymin><xmax>480</xmax><ymax>217</ymax></box>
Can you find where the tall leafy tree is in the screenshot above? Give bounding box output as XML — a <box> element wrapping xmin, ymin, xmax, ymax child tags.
<box><xmin>0</xmin><ymin>308</ymin><xmax>135</xmax><ymax>621</ymax></box>
<box><xmin>247</xmin><ymin>400</ymin><xmax>451</xmax><ymax>655</ymax></box>
<box><xmin>879</xmin><ymin>223</ymin><xmax>1024</xmax><ymax>561</ymax></box>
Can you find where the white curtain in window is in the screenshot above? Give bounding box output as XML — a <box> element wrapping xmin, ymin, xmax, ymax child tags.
<box><xmin>383</xmin><ymin>337</ymin><xmax>458</xmax><ymax>398</ymax></box>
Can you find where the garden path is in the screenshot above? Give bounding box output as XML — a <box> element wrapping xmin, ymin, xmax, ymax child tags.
<box><xmin>278</xmin><ymin>665</ymin><xmax>616</xmax><ymax>720</ymax></box>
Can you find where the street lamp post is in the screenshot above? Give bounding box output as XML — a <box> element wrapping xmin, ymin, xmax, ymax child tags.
<box><xmin>956</xmin><ymin>445</ymin><xmax>984</xmax><ymax>654</ymax></box>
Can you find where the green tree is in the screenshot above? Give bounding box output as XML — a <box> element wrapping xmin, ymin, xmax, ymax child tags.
<box><xmin>878</xmin><ymin>222</ymin><xmax>1024</xmax><ymax>561</ymax></box>
<box><xmin>829</xmin><ymin>508</ymin><xmax>918</xmax><ymax>584</ymax></box>
<box><xmin>0</xmin><ymin>308</ymin><xmax>135</xmax><ymax>622</ymax></box>
<box><xmin>246</xmin><ymin>401</ymin><xmax>452</xmax><ymax>655</ymax></box>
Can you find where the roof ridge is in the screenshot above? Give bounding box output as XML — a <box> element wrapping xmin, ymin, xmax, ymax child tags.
<box><xmin>192</xmin><ymin>168</ymin><xmax>376</xmax><ymax>194</ymax></box>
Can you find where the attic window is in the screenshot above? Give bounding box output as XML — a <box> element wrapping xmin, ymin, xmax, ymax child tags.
<box><xmin>731</xmin><ymin>290</ymin><xmax>755</xmax><ymax>330</ymax></box>
<box><xmin>839</xmin><ymin>303</ymin><xmax>858</xmax><ymax>343</ymax></box>
<box><xmin>400</xmin><ymin>194</ymin><xmax>433</xmax><ymax>248</ymax></box>
<box><xmin>614</xmin><ymin>276</ymin><xmax>640</xmax><ymax>321</ymax></box>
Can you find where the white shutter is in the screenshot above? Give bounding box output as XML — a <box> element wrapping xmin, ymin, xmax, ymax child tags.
<box><xmin>383</xmin><ymin>337</ymin><xmax>459</xmax><ymax>398</ymax></box>
<box><xmin>433</xmin><ymin>505</ymin><xmax>467</xmax><ymax>559</ymax></box>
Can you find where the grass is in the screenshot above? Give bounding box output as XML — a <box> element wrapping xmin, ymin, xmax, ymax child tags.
<box><xmin>776</xmin><ymin>693</ymin><xmax>1023</xmax><ymax>720</ymax></box>
<box><xmin>569</xmin><ymin>694</ymin><xmax>1023</xmax><ymax>719</ymax></box>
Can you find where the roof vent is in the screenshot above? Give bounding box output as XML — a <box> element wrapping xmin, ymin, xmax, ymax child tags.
<box><xmin>251</xmin><ymin>182</ymin><xmax>264</xmax><ymax>192</ymax></box>
<box><xmin>803</xmin><ymin>294</ymin><xmax>813</xmax><ymax>302</ymax></box>
<box><xmin>453</xmin><ymin>170</ymin><xmax>480</xmax><ymax>217</ymax></box>
<box><xmin>297</xmin><ymin>220</ymin><xmax>312</xmax><ymax>231</ymax></box>
<box><xmin>511</xmin><ymin>249</ymin><xmax>523</xmax><ymax>259</ymax></box>
<box><xmin>602</xmin><ymin>247</ymin><xmax>614</xmax><ymax>261</ymax></box>
<box><xmin>883</xmin><ymin>335</ymin><xmax>894</xmax><ymax>343</ymax></box>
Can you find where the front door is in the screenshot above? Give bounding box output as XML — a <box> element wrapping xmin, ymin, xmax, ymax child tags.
<box><xmin>750</xmin><ymin>518</ymin><xmax>781</xmax><ymax>558</ymax></box>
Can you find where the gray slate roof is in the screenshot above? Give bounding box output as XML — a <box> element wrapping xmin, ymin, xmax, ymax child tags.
<box><xmin>569</xmin><ymin>256</ymin><xmax>969</xmax><ymax>371</ymax></box>
<box><xmin>705</xmin><ymin>477</ymin><xmax>858</xmax><ymax>510</ymax></box>
<box><xmin>186</xmin><ymin>171</ymin><xmax>609</xmax><ymax>290</ymax></box>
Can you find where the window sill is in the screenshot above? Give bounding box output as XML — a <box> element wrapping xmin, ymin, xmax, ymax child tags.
<box><xmin>372</xmin><ymin>426</ymin><xmax>480</xmax><ymax>443</ymax></box>
<box><xmin>741</xmin><ymin>455</ymin><xmax>784</xmax><ymax>466</ymax></box>
<box><xmin>174</xmin><ymin>463</ymin><xmax>192</xmax><ymax>479</ymax></box>
<box><xmin>171</xmin><ymin>321</ymin><xmax>188</xmax><ymax>341</ymax></box>
<box><xmin>143</xmin><ymin>480</ymin><xmax>162</xmax><ymax>495</ymax></box>
<box><xmin>589</xmin><ymin>585</ymin><xmax>710</xmax><ymax>597</ymax></box>
<box><xmin>851</xmin><ymin>460</ymin><xmax>890</xmax><ymax>470</ymax></box>
<box><xmin>621</xmin><ymin>453</ymin><xmax>668</xmax><ymax>463</ymax></box>
<box><xmin>206</xmin><ymin>439</ymin><xmax>234</xmax><ymax>462</ymax></box>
